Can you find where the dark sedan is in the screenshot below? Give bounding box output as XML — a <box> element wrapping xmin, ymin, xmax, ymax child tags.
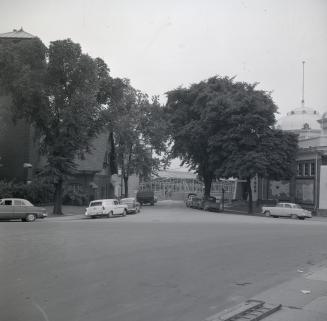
<box><xmin>120</xmin><ymin>198</ymin><xmax>141</xmax><ymax>214</ymax></box>
<box><xmin>201</xmin><ymin>196</ymin><xmax>221</xmax><ymax>212</ymax></box>
<box><xmin>0</xmin><ymin>198</ymin><xmax>47</xmax><ymax>222</ymax></box>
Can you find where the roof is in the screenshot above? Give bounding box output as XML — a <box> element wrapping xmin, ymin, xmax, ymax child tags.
<box><xmin>155</xmin><ymin>170</ymin><xmax>197</xmax><ymax>179</ymax></box>
<box><xmin>0</xmin><ymin>28</ymin><xmax>36</xmax><ymax>39</ymax></box>
<box><xmin>277</xmin><ymin>106</ymin><xmax>321</xmax><ymax>131</ymax></box>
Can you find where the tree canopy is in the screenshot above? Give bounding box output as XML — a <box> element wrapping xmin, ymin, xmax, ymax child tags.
<box><xmin>165</xmin><ymin>76</ymin><xmax>298</xmax><ymax>211</ymax></box>
<box><xmin>103</xmin><ymin>79</ymin><xmax>167</xmax><ymax>197</ymax></box>
<box><xmin>0</xmin><ymin>38</ymin><xmax>111</xmax><ymax>213</ymax></box>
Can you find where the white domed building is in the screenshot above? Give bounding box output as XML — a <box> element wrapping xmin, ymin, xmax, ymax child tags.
<box><xmin>256</xmin><ymin>105</ymin><xmax>327</xmax><ymax>215</ymax></box>
<box><xmin>277</xmin><ymin>106</ymin><xmax>321</xmax><ymax>139</ymax></box>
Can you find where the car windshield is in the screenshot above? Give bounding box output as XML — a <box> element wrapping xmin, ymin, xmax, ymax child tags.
<box><xmin>293</xmin><ymin>204</ymin><xmax>302</xmax><ymax>209</ymax></box>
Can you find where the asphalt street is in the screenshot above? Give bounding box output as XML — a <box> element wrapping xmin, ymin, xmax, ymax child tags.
<box><xmin>1</xmin><ymin>201</ymin><xmax>327</xmax><ymax>321</ymax></box>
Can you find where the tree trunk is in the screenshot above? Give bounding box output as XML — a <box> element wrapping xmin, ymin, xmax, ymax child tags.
<box><xmin>204</xmin><ymin>175</ymin><xmax>213</xmax><ymax>198</ymax></box>
<box><xmin>53</xmin><ymin>179</ymin><xmax>63</xmax><ymax>215</ymax></box>
<box><xmin>124</xmin><ymin>176</ymin><xmax>129</xmax><ymax>198</ymax></box>
<box><xmin>246</xmin><ymin>177</ymin><xmax>253</xmax><ymax>214</ymax></box>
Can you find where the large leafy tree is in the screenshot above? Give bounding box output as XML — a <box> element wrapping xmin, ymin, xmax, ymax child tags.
<box><xmin>104</xmin><ymin>79</ymin><xmax>166</xmax><ymax>197</ymax></box>
<box><xmin>164</xmin><ymin>78</ymin><xmax>233</xmax><ymax>196</ymax></box>
<box><xmin>208</xmin><ymin>80</ymin><xmax>298</xmax><ymax>213</ymax></box>
<box><xmin>165</xmin><ymin>76</ymin><xmax>298</xmax><ymax>209</ymax></box>
<box><xmin>0</xmin><ymin>38</ymin><xmax>110</xmax><ymax>214</ymax></box>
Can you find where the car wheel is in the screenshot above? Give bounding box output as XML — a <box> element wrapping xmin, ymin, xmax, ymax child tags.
<box><xmin>291</xmin><ymin>214</ymin><xmax>297</xmax><ymax>219</ymax></box>
<box><xmin>122</xmin><ymin>209</ymin><xmax>127</xmax><ymax>217</ymax></box>
<box><xmin>25</xmin><ymin>214</ymin><xmax>36</xmax><ymax>222</ymax></box>
<box><xmin>264</xmin><ymin>211</ymin><xmax>271</xmax><ymax>217</ymax></box>
<box><xmin>21</xmin><ymin>218</ymin><xmax>26</xmax><ymax>222</ymax></box>
<box><xmin>299</xmin><ymin>217</ymin><xmax>305</xmax><ymax>220</ymax></box>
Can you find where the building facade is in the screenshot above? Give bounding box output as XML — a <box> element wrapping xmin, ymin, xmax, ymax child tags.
<box><xmin>253</xmin><ymin>106</ymin><xmax>327</xmax><ymax>215</ymax></box>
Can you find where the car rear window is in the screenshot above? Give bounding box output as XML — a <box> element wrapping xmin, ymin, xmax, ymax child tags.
<box><xmin>90</xmin><ymin>201</ymin><xmax>102</xmax><ymax>206</ymax></box>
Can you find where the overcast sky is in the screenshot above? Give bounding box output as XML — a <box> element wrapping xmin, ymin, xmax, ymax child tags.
<box><xmin>1</xmin><ymin>0</ymin><xmax>327</xmax><ymax>118</ymax></box>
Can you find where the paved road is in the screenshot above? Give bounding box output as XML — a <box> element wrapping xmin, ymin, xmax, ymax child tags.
<box><xmin>1</xmin><ymin>201</ymin><xmax>327</xmax><ymax>321</ymax></box>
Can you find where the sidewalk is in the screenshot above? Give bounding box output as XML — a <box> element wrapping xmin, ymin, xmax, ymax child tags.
<box><xmin>256</xmin><ymin>261</ymin><xmax>327</xmax><ymax>320</ymax></box>
<box><xmin>207</xmin><ymin>261</ymin><xmax>327</xmax><ymax>321</ymax></box>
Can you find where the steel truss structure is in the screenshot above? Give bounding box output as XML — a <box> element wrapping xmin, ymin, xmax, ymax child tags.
<box><xmin>139</xmin><ymin>177</ymin><xmax>237</xmax><ymax>200</ymax></box>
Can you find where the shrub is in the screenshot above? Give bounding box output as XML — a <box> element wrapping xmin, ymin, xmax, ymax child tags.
<box><xmin>0</xmin><ymin>180</ymin><xmax>54</xmax><ymax>204</ymax></box>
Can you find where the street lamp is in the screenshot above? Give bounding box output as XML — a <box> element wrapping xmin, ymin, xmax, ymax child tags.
<box><xmin>221</xmin><ymin>188</ymin><xmax>225</xmax><ymax>211</ymax></box>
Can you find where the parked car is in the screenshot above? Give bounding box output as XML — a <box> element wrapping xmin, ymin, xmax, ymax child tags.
<box><xmin>200</xmin><ymin>196</ymin><xmax>221</xmax><ymax>212</ymax></box>
<box><xmin>0</xmin><ymin>198</ymin><xmax>47</xmax><ymax>222</ymax></box>
<box><xmin>136</xmin><ymin>190</ymin><xmax>155</xmax><ymax>206</ymax></box>
<box><xmin>262</xmin><ymin>202</ymin><xmax>312</xmax><ymax>220</ymax></box>
<box><xmin>120</xmin><ymin>198</ymin><xmax>141</xmax><ymax>214</ymax></box>
<box><xmin>85</xmin><ymin>199</ymin><xmax>128</xmax><ymax>219</ymax></box>
<box><xmin>189</xmin><ymin>196</ymin><xmax>203</xmax><ymax>209</ymax></box>
<box><xmin>185</xmin><ymin>193</ymin><xmax>197</xmax><ymax>207</ymax></box>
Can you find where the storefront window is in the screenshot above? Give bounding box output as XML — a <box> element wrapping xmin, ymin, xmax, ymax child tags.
<box><xmin>310</xmin><ymin>162</ymin><xmax>315</xmax><ymax>176</ymax></box>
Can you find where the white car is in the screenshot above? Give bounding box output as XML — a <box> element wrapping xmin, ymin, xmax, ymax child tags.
<box><xmin>262</xmin><ymin>202</ymin><xmax>312</xmax><ymax>220</ymax></box>
<box><xmin>85</xmin><ymin>199</ymin><xmax>128</xmax><ymax>219</ymax></box>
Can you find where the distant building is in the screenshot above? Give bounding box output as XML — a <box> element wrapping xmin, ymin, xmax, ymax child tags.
<box><xmin>0</xmin><ymin>28</ymin><xmax>37</xmax><ymax>41</ymax></box>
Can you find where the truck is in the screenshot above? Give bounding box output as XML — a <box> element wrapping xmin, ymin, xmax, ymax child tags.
<box><xmin>136</xmin><ymin>190</ymin><xmax>155</xmax><ymax>206</ymax></box>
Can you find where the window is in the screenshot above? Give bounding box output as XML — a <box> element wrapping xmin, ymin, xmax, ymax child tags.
<box><xmin>284</xmin><ymin>204</ymin><xmax>292</xmax><ymax>208</ymax></box>
<box><xmin>304</xmin><ymin>163</ymin><xmax>309</xmax><ymax>176</ymax></box>
<box><xmin>90</xmin><ymin>201</ymin><xmax>102</xmax><ymax>207</ymax></box>
<box><xmin>70</xmin><ymin>183</ymin><xmax>82</xmax><ymax>192</ymax></box>
<box><xmin>14</xmin><ymin>200</ymin><xmax>25</xmax><ymax>206</ymax></box>
<box><xmin>310</xmin><ymin>162</ymin><xmax>315</xmax><ymax>176</ymax></box>
<box><xmin>297</xmin><ymin>161</ymin><xmax>315</xmax><ymax>177</ymax></box>
<box><xmin>4</xmin><ymin>200</ymin><xmax>12</xmax><ymax>206</ymax></box>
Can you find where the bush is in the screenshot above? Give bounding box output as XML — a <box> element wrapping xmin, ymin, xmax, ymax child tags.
<box><xmin>0</xmin><ymin>180</ymin><xmax>54</xmax><ymax>204</ymax></box>
<box><xmin>63</xmin><ymin>189</ymin><xmax>88</xmax><ymax>206</ymax></box>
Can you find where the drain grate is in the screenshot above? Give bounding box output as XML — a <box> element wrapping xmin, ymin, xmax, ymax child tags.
<box><xmin>206</xmin><ymin>300</ymin><xmax>281</xmax><ymax>321</ymax></box>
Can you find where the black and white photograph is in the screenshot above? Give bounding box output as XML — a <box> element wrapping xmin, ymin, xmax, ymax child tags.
<box><xmin>1</xmin><ymin>1</ymin><xmax>327</xmax><ymax>320</ymax></box>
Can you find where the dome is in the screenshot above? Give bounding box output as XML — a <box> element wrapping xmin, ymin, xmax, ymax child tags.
<box><xmin>277</xmin><ymin>106</ymin><xmax>321</xmax><ymax>131</ymax></box>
